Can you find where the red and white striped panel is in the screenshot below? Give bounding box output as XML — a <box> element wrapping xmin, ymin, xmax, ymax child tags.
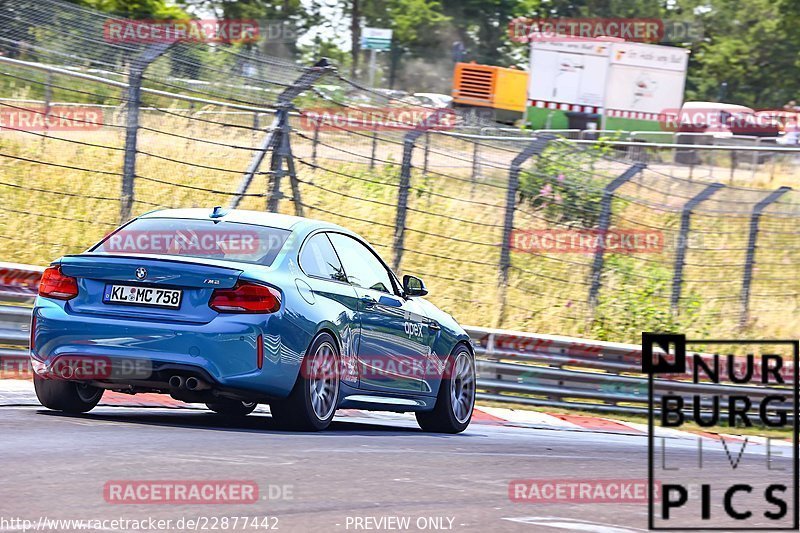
<box><xmin>606</xmin><ymin>109</ymin><xmax>672</xmax><ymax>121</ymax></box>
<box><xmin>528</xmin><ymin>100</ymin><xmax>602</xmax><ymax>114</ymax></box>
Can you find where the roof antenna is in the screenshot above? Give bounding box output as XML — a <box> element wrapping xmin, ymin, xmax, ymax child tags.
<box><xmin>210</xmin><ymin>206</ymin><xmax>228</xmax><ymax>219</ymax></box>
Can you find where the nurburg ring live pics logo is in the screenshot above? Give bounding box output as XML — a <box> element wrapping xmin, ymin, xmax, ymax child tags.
<box><xmin>643</xmin><ymin>333</ymin><xmax>799</xmax><ymax>530</ymax></box>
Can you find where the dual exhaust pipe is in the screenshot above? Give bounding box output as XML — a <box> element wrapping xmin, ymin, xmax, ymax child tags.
<box><xmin>169</xmin><ymin>375</ymin><xmax>209</xmax><ymax>392</ymax></box>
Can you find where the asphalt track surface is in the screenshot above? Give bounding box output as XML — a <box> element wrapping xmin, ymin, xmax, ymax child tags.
<box><xmin>0</xmin><ymin>396</ymin><xmax>794</xmax><ymax>532</ymax></box>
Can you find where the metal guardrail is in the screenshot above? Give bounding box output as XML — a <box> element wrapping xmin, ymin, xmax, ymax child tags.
<box><xmin>0</xmin><ymin>263</ymin><xmax>792</xmax><ymax>417</ymax></box>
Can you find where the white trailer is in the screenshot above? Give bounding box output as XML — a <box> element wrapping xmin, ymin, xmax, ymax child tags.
<box><xmin>526</xmin><ymin>39</ymin><xmax>689</xmax><ymax>130</ymax></box>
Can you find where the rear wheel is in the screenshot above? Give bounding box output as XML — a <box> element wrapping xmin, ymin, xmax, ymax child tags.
<box><xmin>416</xmin><ymin>345</ymin><xmax>475</xmax><ymax>433</ymax></box>
<box><xmin>206</xmin><ymin>399</ymin><xmax>257</xmax><ymax>417</ymax></box>
<box><xmin>270</xmin><ymin>333</ymin><xmax>340</xmax><ymax>431</ymax></box>
<box><xmin>33</xmin><ymin>374</ymin><xmax>104</xmax><ymax>414</ymax></box>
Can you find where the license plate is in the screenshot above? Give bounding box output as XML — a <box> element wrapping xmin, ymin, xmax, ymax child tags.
<box><xmin>103</xmin><ymin>284</ymin><xmax>182</xmax><ymax>309</ymax></box>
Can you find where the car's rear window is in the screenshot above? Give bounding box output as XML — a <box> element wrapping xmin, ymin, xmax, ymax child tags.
<box><xmin>91</xmin><ymin>218</ymin><xmax>290</xmax><ymax>266</ymax></box>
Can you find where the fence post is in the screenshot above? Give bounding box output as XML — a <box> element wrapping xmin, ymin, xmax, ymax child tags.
<box><xmin>496</xmin><ymin>135</ymin><xmax>554</xmax><ymax>328</ymax></box>
<box><xmin>587</xmin><ymin>163</ymin><xmax>646</xmax><ymax>310</ymax></box>
<box><xmin>119</xmin><ymin>43</ymin><xmax>173</xmax><ymax>224</ymax></box>
<box><xmin>671</xmin><ymin>182</ymin><xmax>724</xmax><ymax>314</ymax></box>
<box><xmin>312</xmin><ymin>119</ymin><xmax>320</xmax><ymax>164</ymax></box>
<box><xmin>230</xmin><ymin>58</ymin><xmax>332</xmax><ymax>210</ymax></box>
<box><xmin>267</xmin><ymin>105</ymin><xmax>291</xmax><ymax>212</ymax></box>
<box><xmin>471</xmin><ymin>141</ymin><xmax>480</xmax><ymax>182</ymax></box>
<box><xmin>740</xmin><ymin>186</ymin><xmax>791</xmax><ymax>327</ymax></box>
<box><xmin>392</xmin><ymin>109</ymin><xmax>450</xmax><ymax>272</ymax></box>
<box><xmin>423</xmin><ymin>131</ymin><xmax>430</xmax><ymax>173</ymax></box>
<box><xmin>370</xmin><ymin>122</ymin><xmax>378</xmax><ymax>169</ymax></box>
<box><xmin>43</xmin><ymin>72</ymin><xmax>52</xmax><ymax>124</ymax></box>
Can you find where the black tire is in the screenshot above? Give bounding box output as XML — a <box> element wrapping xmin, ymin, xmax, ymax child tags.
<box><xmin>33</xmin><ymin>374</ymin><xmax>103</xmax><ymax>414</ymax></box>
<box><xmin>416</xmin><ymin>344</ymin><xmax>475</xmax><ymax>433</ymax></box>
<box><xmin>270</xmin><ymin>332</ymin><xmax>340</xmax><ymax>431</ymax></box>
<box><xmin>206</xmin><ymin>399</ymin><xmax>257</xmax><ymax>417</ymax></box>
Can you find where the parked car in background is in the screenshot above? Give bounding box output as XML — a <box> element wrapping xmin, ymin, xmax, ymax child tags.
<box><xmin>677</xmin><ymin>102</ymin><xmax>781</xmax><ymax>137</ymax></box>
<box><xmin>413</xmin><ymin>93</ymin><xmax>454</xmax><ymax>109</ymax></box>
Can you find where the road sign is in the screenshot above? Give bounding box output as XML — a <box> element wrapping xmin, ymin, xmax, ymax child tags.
<box><xmin>361</xmin><ymin>27</ymin><xmax>392</xmax><ymax>50</ymax></box>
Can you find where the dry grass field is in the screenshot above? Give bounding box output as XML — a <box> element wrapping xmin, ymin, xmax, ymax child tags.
<box><xmin>2</xmin><ymin>107</ymin><xmax>800</xmax><ymax>343</ymax></box>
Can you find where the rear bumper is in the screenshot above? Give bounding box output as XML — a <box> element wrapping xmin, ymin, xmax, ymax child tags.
<box><xmin>31</xmin><ymin>297</ymin><xmax>309</xmax><ymax>398</ymax></box>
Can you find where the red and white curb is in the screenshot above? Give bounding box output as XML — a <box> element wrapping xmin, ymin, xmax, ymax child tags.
<box><xmin>0</xmin><ymin>379</ymin><xmax>791</xmax><ymax>445</ymax></box>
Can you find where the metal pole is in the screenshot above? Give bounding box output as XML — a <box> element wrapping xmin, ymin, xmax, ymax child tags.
<box><xmin>119</xmin><ymin>43</ymin><xmax>173</xmax><ymax>224</ymax></box>
<box><xmin>120</xmin><ymin>71</ymin><xmax>142</xmax><ymax>224</ymax></box>
<box><xmin>393</xmin><ymin>136</ymin><xmax>415</xmax><ymax>272</ymax></box>
<box><xmin>471</xmin><ymin>141</ymin><xmax>480</xmax><ymax>182</ymax></box>
<box><xmin>423</xmin><ymin>131</ymin><xmax>430</xmax><ymax>174</ymax></box>
<box><xmin>43</xmin><ymin>72</ymin><xmax>52</xmax><ymax>129</ymax></box>
<box><xmin>230</xmin><ymin>114</ymin><xmax>279</xmax><ymax>209</ymax></box>
<box><xmin>670</xmin><ymin>183</ymin><xmax>724</xmax><ymax>313</ymax></box>
<box><xmin>370</xmin><ymin>122</ymin><xmax>378</xmax><ymax>170</ymax></box>
<box><xmin>392</xmin><ymin>109</ymin><xmax>452</xmax><ymax>272</ymax></box>
<box><xmin>587</xmin><ymin>163</ymin><xmax>646</xmax><ymax>310</ymax></box>
<box><xmin>312</xmin><ymin>120</ymin><xmax>320</xmax><ymax>164</ymax></box>
<box><xmin>267</xmin><ymin>107</ymin><xmax>290</xmax><ymax>212</ymax></box>
<box><xmin>496</xmin><ymin>135</ymin><xmax>554</xmax><ymax>327</ymax></box>
<box><xmin>740</xmin><ymin>186</ymin><xmax>791</xmax><ymax>327</ymax></box>
<box><xmin>369</xmin><ymin>49</ymin><xmax>377</xmax><ymax>87</ymax></box>
<box><xmin>230</xmin><ymin>58</ymin><xmax>332</xmax><ymax>208</ymax></box>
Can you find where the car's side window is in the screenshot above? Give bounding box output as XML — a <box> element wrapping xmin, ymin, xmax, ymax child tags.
<box><xmin>327</xmin><ymin>233</ymin><xmax>394</xmax><ymax>294</ymax></box>
<box><xmin>299</xmin><ymin>233</ymin><xmax>347</xmax><ymax>283</ymax></box>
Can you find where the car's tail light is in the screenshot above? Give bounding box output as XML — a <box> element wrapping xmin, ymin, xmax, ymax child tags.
<box><xmin>38</xmin><ymin>266</ymin><xmax>79</xmax><ymax>300</ymax></box>
<box><xmin>209</xmin><ymin>282</ymin><xmax>281</xmax><ymax>313</ymax></box>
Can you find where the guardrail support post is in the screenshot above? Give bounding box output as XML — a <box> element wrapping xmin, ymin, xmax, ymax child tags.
<box><xmin>740</xmin><ymin>186</ymin><xmax>791</xmax><ymax>327</ymax></box>
<box><xmin>230</xmin><ymin>58</ymin><xmax>332</xmax><ymax>210</ymax></box>
<box><xmin>119</xmin><ymin>42</ymin><xmax>173</xmax><ymax>224</ymax></box>
<box><xmin>671</xmin><ymin>183</ymin><xmax>724</xmax><ymax>313</ymax></box>
<box><xmin>587</xmin><ymin>163</ymin><xmax>646</xmax><ymax>311</ymax></box>
<box><xmin>496</xmin><ymin>135</ymin><xmax>554</xmax><ymax>328</ymax></box>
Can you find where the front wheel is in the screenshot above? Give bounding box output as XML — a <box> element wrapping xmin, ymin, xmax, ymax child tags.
<box><xmin>206</xmin><ymin>399</ymin><xmax>257</xmax><ymax>417</ymax></box>
<box><xmin>270</xmin><ymin>332</ymin><xmax>340</xmax><ymax>431</ymax></box>
<box><xmin>33</xmin><ymin>374</ymin><xmax>104</xmax><ymax>414</ymax></box>
<box><xmin>416</xmin><ymin>345</ymin><xmax>475</xmax><ymax>433</ymax></box>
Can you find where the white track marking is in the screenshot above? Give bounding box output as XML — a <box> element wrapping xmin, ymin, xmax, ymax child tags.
<box><xmin>477</xmin><ymin>406</ymin><xmax>583</xmax><ymax>428</ymax></box>
<box><xmin>610</xmin><ymin>419</ymin><xmax>699</xmax><ymax>440</ymax></box>
<box><xmin>503</xmin><ymin>516</ymin><xmax>648</xmax><ymax>532</ymax></box>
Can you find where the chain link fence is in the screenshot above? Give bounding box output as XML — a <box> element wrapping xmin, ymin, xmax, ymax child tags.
<box><xmin>3</xmin><ymin>0</ymin><xmax>800</xmax><ymax>342</ymax></box>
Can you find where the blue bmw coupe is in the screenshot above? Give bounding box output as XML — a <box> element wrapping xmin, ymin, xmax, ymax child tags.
<box><xmin>30</xmin><ymin>208</ymin><xmax>476</xmax><ymax>432</ymax></box>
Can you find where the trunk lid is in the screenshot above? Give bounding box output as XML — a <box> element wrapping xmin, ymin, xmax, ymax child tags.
<box><xmin>58</xmin><ymin>254</ymin><xmax>245</xmax><ymax>323</ymax></box>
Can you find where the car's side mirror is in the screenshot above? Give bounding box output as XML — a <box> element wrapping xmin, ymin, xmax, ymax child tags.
<box><xmin>403</xmin><ymin>275</ymin><xmax>428</xmax><ymax>297</ymax></box>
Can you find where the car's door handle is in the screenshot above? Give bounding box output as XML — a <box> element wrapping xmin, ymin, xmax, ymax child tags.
<box><xmin>428</xmin><ymin>322</ymin><xmax>441</xmax><ymax>330</ymax></box>
<box><xmin>360</xmin><ymin>295</ymin><xmax>377</xmax><ymax>308</ymax></box>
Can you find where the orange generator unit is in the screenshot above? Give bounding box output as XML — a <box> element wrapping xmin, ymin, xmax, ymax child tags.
<box><xmin>451</xmin><ymin>62</ymin><xmax>528</xmax><ymax>124</ymax></box>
